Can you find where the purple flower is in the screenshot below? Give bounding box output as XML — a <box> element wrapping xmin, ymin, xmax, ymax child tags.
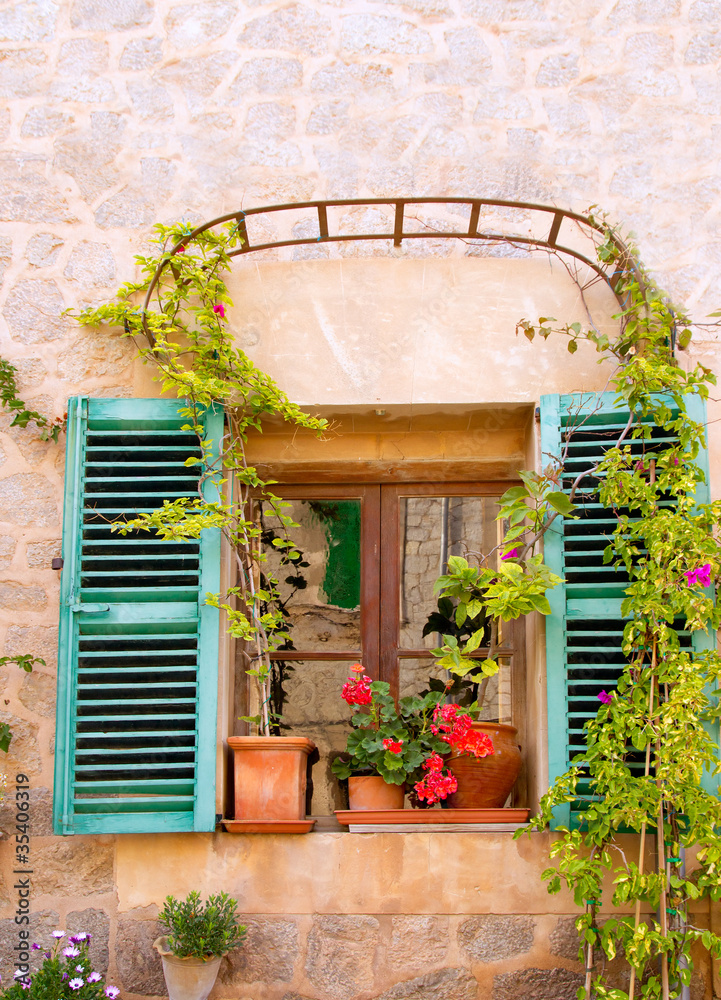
<box><xmin>63</xmin><ymin>947</ymin><xmax>80</xmax><ymax>958</ymax></box>
<box><xmin>72</xmin><ymin>932</ymin><xmax>88</xmax><ymax>942</ymax></box>
<box><xmin>88</xmin><ymin>972</ymin><xmax>102</xmax><ymax>983</ymax></box>
<box><xmin>76</xmin><ymin>965</ymin><xmax>85</xmax><ymax>972</ymax></box>
<box><xmin>213</xmin><ymin>303</ymin><xmax>225</xmax><ymax>318</ymax></box>
<box><xmin>52</xmin><ymin>931</ymin><xmax>66</xmax><ymax>939</ymax></box>
<box><xmin>501</xmin><ymin>547</ymin><xmax>521</xmax><ymax>560</ymax></box>
<box><xmin>13</xmin><ymin>970</ymin><xmax>27</xmax><ymax>979</ymax></box>
<box><xmin>105</xmin><ymin>986</ymin><xmax>120</xmax><ymax>998</ymax></box>
<box><xmin>31</xmin><ymin>944</ymin><xmax>41</xmax><ymax>951</ymax></box>
<box><xmin>635</xmin><ymin>460</ymin><xmax>646</xmax><ymax>473</ymax></box>
<box><xmin>684</xmin><ymin>564</ymin><xmax>713</xmax><ymax>588</ymax></box>
<box><xmin>598</xmin><ymin>690</ymin><xmax>613</xmax><ymax>705</ymax></box>
<box><xmin>69</xmin><ymin>978</ymin><xmax>84</xmax><ymax>990</ymax></box>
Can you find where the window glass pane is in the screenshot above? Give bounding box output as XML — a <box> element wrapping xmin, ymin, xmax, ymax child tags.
<box><xmin>399</xmin><ymin>496</ymin><xmax>500</xmax><ymax>650</ymax></box>
<box><xmin>275</xmin><ymin>658</ymin><xmax>353</xmax><ymax>816</ymax></box>
<box><xmin>398</xmin><ymin>656</ymin><xmax>513</xmax><ymax>724</ymax></box>
<box><xmin>260</xmin><ymin>498</ymin><xmax>361</xmax><ymax>652</ymax></box>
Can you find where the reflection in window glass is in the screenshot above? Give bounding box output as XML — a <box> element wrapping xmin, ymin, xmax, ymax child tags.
<box><xmin>276</xmin><ymin>659</ymin><xmax>353</xmax><ymax>815</ymax></box>
<box><xmin>399</xmin><ymin>496</ymin><xmax>500</xmax><ymax>649</ymax></box>
<box><xmin>260</xmin><ymin>499</ymin><xmax>361</xmax><ymax>651</ymax></box>
<box><xmin>397</xmin><ymin>657</ymin><xmax>512</xmax><ymax>723</ymax></box>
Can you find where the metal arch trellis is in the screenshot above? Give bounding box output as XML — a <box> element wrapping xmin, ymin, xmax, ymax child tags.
<box><xmin>141</xmin><ymin>196</ymin><xmax>639</xmax><ymax>344</ymax></box>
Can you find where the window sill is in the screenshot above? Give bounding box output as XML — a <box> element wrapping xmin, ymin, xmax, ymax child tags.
<box><xmin>334</xmin><ymin>807</ymin><xmax>530</xmax><ymax>833</ymax></box>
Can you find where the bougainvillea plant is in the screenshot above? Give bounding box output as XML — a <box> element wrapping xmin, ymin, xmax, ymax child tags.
<box><xmin>1</xmin><ymin>931</ymin><xmax>119</xmax><ymax>1000</ymax></box>
<box><xmin>331</xmin><ymin>663</ymin><xmax>494</xmax><ymax>803</ymax></box>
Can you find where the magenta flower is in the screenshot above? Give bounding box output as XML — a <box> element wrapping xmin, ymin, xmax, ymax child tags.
<box><xmin>88</xmin><ymin>972</ymin><xmax>102</xmax><ymax>983</ymax></box>
<box><xmin>71</xmin><ymin>932</ymin><xmax>88</xmax><ymax>942</ymax></box>
<box><xmin>105</xmin><ymin>986</ymin><xmax>120</xmax><ymax>998</ymax></box>
<box><xmin>684</xmin><ymin>564</ymin><xmax>712</xmax><ymax>588</ymax></box>
<box><xmin>501</xmin><ymin>547</ymin><xmax>521</xmax><ymax>560</ymax></box>
<box><xmin>69</xmin><ymin>978</ymin><xmax>84</xmax><ymax>990</ymax></box>
<box><xmin>51</xmin><ymin>931</ymin><xmax>65</xmax><ymax>939</ymax></box>
<box><xmin>31</xmin><ymin>944</ymin><xmax>41</xmax><ymax>951</ymax></box>
<box><xmin>63</xmin><ymin>946</ymin><xmax>80</xmax><ymax>958</ymax></box>
<box><xmin>598</xmin><ymin>690</ymin><xmax>613</xmax><ymax>705</ymax></box>
<box><xmin>213</xmin><ymin>303</ymin><xmax>225</xmax><ymax>318</ymax></box>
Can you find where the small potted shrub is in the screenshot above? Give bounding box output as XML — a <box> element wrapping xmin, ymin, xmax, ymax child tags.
<box><xmin>332</xmin><ymin>663</ymin><xmax>494</xmax><ymax>809</ymax></box>
<box><xmin>153</xmin><ymin>890</ymin><xmax>246</xmax><ymax>1000</ymax></box>
<box><xmin>0</xmin><ymin>929</ymin><xmax>119</xmax><ymax>1000</ymax></box>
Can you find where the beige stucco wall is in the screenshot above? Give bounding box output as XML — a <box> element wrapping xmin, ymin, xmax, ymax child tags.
<box><xmin>1</xmin><ymin>0</ymin><xmax>721</xmax><ymax>997</ymax></box>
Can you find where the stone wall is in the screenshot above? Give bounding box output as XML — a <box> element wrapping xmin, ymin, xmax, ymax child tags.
<box><xmin>1</xmin><ymin>0</ymin><xmax>721</xmax><ymax>997</ymax></box>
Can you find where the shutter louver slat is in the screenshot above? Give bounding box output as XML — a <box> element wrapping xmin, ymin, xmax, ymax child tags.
<box><xmin>541</xmin><ymin>392</ymin><xmax>710</xmax><ymax>829</ymax></box>
<box><xmin>53</xmin><ymin>398</ymin><xmax>222</xmax><ymax>835</ymax></box>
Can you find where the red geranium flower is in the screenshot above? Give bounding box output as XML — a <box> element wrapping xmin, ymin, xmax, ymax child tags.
<box><xmin>383</xmin><ymin>738</ymin><xmax>403</xmax><ymax>754</ymax></box>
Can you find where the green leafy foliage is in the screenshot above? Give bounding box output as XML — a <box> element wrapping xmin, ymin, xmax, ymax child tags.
<box><xmin>0</xmin><ymin>358</ymin><xmax>65</xmax><ymax>442</ymax></box>
<box><xmin>158</xmin><ymin>890</ymin><xmax>246</xmax><ymax>959</ymax></box>
<box><xmin>74</xmin><ymin>221</ymin><xmax>328</xmax><ymax>736</ymax></box>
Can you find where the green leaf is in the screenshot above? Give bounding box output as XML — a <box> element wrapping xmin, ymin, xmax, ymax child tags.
<box><xmin>546</xmin><ymin>492</ymin><xmax>576</xmax><ymax>515</ymax></box>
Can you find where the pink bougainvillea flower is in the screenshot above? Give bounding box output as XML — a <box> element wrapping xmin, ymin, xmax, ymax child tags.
<box><xmin>501</xmin><ymin>547</ymin><xmax>521</xmax><ymax>560</ymax></box>
<box><xmin>598</xmin><ymin>690</ymin><xmax>613</xmax><ymax>705</ymax></box>
<box><xmin>382</xmin><ymin>738</ymin><xmax>403</xmax><ymax>753</ymax></box>
<box><xmin>685</xmin><ymin>564</ymin><xmax>713</xmax><ymax>588</ymax></box>
<box><xmin>213</xmin><ymin>303</ymin><xmax>225</xmax><ymax>318</ymax></box>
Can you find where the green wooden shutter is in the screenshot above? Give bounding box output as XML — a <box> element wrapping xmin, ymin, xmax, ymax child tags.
<box><xmin>541</xmin><ymin>391</ymin><xmax>712</xmax><ymax>829</ymax></box>
<box><xmin>53</xmin><ymin>397</ymin><xmax>223</xmax><ymax>835</ymax></box>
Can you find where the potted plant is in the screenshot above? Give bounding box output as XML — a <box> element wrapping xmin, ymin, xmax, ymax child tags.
<box><xmin>331</xmin><ymin>663</ymin><xmax>494</xmax><ymax>810</ymax></box>
<box><xmin>153</xmin><ymin>891</ymin><xmax>246</xmax><ymax>1000</ymax></box>
<box><xmin>0</xmin><ymin>928</ymin><xmax>119</xmax><ymax>1000</ymax></box>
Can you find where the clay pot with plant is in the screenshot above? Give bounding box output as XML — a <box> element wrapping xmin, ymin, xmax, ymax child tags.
<box><xmin>331</xmin><ymin>664</ymin><xmax>494</xmax><ymax>810</ymax></box>
<box><xmin>153</xmin><ymin>891</ymin><xmax>246</xmax><ymax>1000</ymax></box>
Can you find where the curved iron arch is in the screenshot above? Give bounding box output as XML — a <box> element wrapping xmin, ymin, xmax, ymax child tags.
<box><xmin>142</xmin><ymin>197</ymin><xmax>637</xmax><ymax>343</ymax></box>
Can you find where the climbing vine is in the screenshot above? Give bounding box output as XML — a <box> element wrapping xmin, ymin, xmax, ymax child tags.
<box><xmin>76</xmin><ymin>220</ymin><xmax>327</xmax><ymax>735</ymax></box>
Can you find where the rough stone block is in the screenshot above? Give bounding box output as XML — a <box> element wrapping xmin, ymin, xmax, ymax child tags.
<box><xmin>94</xmin><ymin>187</ymin><xmax>154</xmax><ymax>228</ymax></box>
<box><xmin>239</xmin><ymin>5</ymin><xmax>331</xmax><ymax>56</ymax></box>
<box><xmin>64</xmin><ymin>241</ymin><xmax>116</xmax><ymax>286</ymax></box>
<box><xmin>56</xmin><ymin>333</ymin><xmax>136</xmax><ymax>383</ymax></box>
<box><xmin>305</xmin><ymin>914</ymin><xmax>380</xmax><ymax>999</ymax></box>
<box><xmin>50</xmin><ymin>77</ymin><xmax>116</xmax><ymax>103</ymax></box>
<box><xmin>66</xmin><ymin>908</ymin><xmax>110</xmax><ymax>974</ymax></box>
<box><xmin>0</xmin><ymin>48</ymin><xmax>46</xmax><ymax>98</ymax></box>
<box><xmin>6</xmin><ymin>624</ymin><xmax>59</xmax><ymax>670</ymax></box>
<box><xmin>115</xmin><ymin>914</ymin><xmax>166</xmax><ymax>995</ymax></box>
<box><xmin>26</xmin><ymin>538</ymin><xmax>61</xmax><ymax>569</ymax></box>
<box><xmin>0</xmin><ymin>474</ymin><xmax>58</xmax><ymax>526</ymax></box>
<box><xmin>53</xmin><ymin>113</ymin><xmax>124</xmax><ymax>201</ymax></box>
<box><xmin>70</xmin><ymin>0</ymin><xmax>153</xmax><ymax>31</ymax></box>
<box><xmin>3</xmin><ymin>278</ymin><xmax>67</xmax><ymax>344</ymax></box>
<box><xmin>227</xmin><ymin>57</ymin><xmax>302</xmax><ymax>100</ymax></box>
<box><xmin>461</xmin><ymin>0</ymin><xmax>546</xmax><ymax>16</ymax></box>
<box><xmin>388</xmin><ymin>916</ymin><xmax>449</xmax><ymax>973</ymax></box>
<box><xmin>0</xmin><ymin>0</ymin><xmax>57</xmax><ymax>42</ymax></box>
<box><xmin>58</xmin><ymin>38</ymin><xmax>108</xmax><ymax>75</ymax></box>
<box><xmin>0</xmin><ymin>782</ymin><xmax>52</xmax><ymax>836</ymax></box>
<box><xmin>493</xmin><ymin>967</ymin><xmax>584</xmax><ymax>1000</ymax></box>
<box><xmin>311</xmin><ymin>61</ymin><xmax>394</xmax><ymax>97</ymax></box>
<box><xmin>0</xmin><ymin>911</ymin><xmax>59</xmax><ymax>981</ymax></box>
<box><xmin>31</xmin><ymin>840</ymin><xmax>114</xmax><ymax>894</ymax></box>
<box><xmin>420</xmin><ymin>27</ymin><xmax>491</xmax><ymax>85</ymax></box>
<box><xmin>24</xmin><ymin>231</ymin><xmax>64</xmax><ymax>263</ymax></box>
<box><xmin>0</xmin><ymin>533</ymin><xmax>15</xmax><ymax>567</ymax></box>
<box><xmin>473</xmin><ymin>87</ymin><xmax>531</xmax><ymax>121</ymax></box>
<box><xmin>127</xmin><ymin>80</ymin><xmax>174</xmax><ymax>121</ymax></box>
<box><xmin>219</xmin><ymin>917</ymin><xmax>298</xmax><ymax>984</ymax></box>
<box><xmin>0</xmin><ymin>712</ymin><xmax>40</xmax><ymax>774</ymax></box>
<box><xmin>690</xmin><ymin>0</ymin><xmax>721</xmax><ymax>19</ymax></box>
<box><xmin>18</xmin><ymin>669</ymin><xmax>56</xmax><ymax>718</ymax></box>
<box><xmin>165</xmin><ymin>1</ymin><xmax>237</xmax><ymax>47</ymax></box>
<box><xmin>536</xmin><ymin>53</ymin><xmax>579</xmax><ymax>87</ymax></box>
<box><xmin>0</xmin><ymin>151</ymin><xmax>75</xmax><ymax>223</ymax></box>
<box><xmin>685</xmin><ymin>31</ymin><xmax>721</xmax><ymax>64</ymax></box>
<box><xmin>341</xmin><ymin>14</ymin><xmax>432</xmax><ymax>54</ymax></box>
<box><xmin>119</xmin><ymin>36</ymin><xmax>162</xmax><ymax>69</ymax></box>
<box><xmin>156</xmin><ymin>51</ymin><xmax>237</xmax><ymax>114</ymax></box>
<box><xmin>306</xmin><ymin>100</ymin><xmax>349</xmax><ymax>135</ymax></box>
<box><xmin>459</xmin><ymin>914</ymin><xmax>535</xmax><ymax>963</ymax></box>
<box><xmin>548</xmin><ymin>916</ymin><xmax>582</xmax><ymax>961</ymax></box>
<box><xmin>375</xmin><ymin>968</ymin><xmax>478</xmax><ymax>1000</ymax></box>
<box><xmin>0</xmin><ymin>582</ymin><xmax>48</xmax><ymax>611</ymax></box>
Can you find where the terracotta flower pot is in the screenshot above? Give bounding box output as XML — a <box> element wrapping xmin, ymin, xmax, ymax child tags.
<box><xmin>153</xmin><ymin>937</ymin><xmax>222</xmax><ymax>1000</ymax></box>
<box><xmin>348</xmin><ymin>774</ymin><xmax>405</xmax><ymax>810</ymax></box>
<box><xmin>225</xmin><ymin>735</ymin><xmax>316</xmax><ymax>832</ymax></box>
<box><xmin>445</xmin><ymin>722</ymin><xmax>522</xmax><ymax>809</ymax></box>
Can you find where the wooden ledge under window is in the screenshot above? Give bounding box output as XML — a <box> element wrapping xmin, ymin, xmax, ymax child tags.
<box><xmin>334</xmin><ymin>808</ymin><xmax>530</xmax><ymax>833</ymax></box>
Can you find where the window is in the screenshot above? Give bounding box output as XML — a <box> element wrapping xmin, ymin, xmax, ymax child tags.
<box><xmin>53</xmin><ymin>397</ymin><xmax>222</xmax><ymax>835</ymax></box>
<box><xmin>540</xmin><ymin>391</ymin><xmax>714</xmax><ymax>829</ymax></box>
<box><xmin>250</xmin><ymin>483</ymin><xmax>526</xmax><ymax>815</ymax></box>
